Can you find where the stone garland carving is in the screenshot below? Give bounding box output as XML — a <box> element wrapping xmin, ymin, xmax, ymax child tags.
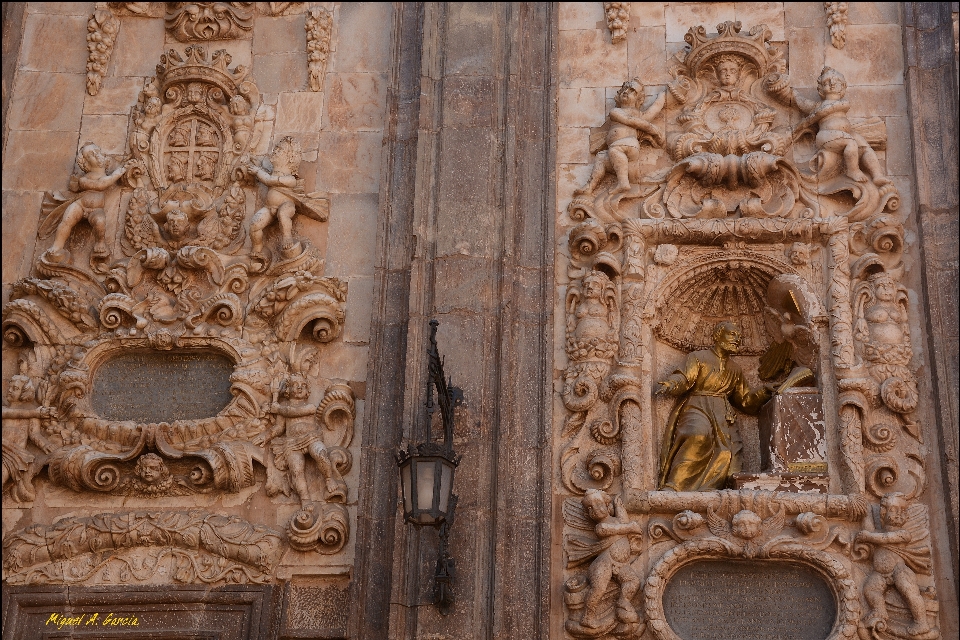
<box><xmin>306</xmin><ymin>6</ymin><xmax>334</xmax><ymax>92</ymax></box>
<box><xmin>166</xmin><ymin>2</ymin><xmax>255</xmax><ymax>41</ymax></box>
<box><xmin>603</xmin><ymin>2</ymin><xmax>629</xmax><ymax>45</ymax></box>
<box><xmin>557</xmin><ymin>21</ymin><xmax>940</xmax><ymax>640</ymax></box>
<box><xmin>2</xmin><ymin>45</ymin><xmax>357</xmax><ymax>579</ymax></box>
<box><xmin>86</xmin><ymin>4</ymin><xmax>121</xmax><ymax>97</ymax></box>
<box><xmin>825</xmin><ymin>2</ymin><xmax>850</xmax><ymax>49</ymax></box>
<box><xmin>2</xmin><ymin>510</ymin><xmax>284</xmax><ymax>585</ymax></box>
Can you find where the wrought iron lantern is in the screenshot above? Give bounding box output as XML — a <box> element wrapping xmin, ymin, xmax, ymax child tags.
<box><xmin>396</xmin><ymin>320</ymin><xmax>460</xmax><ymax>614</ymax></box>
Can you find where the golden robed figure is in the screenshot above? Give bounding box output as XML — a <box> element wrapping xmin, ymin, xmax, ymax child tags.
<box><xmin>657</xmin><ymin>321</ymin><xmax>774</xmax><ymax>491</ymax></box>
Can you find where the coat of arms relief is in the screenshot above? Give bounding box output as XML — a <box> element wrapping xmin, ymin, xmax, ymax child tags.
<box><xmin>559</xmin><ymin>22</ymin><xmax>938</xmax><ymax>640</ymax></box>
<box><xmin>3</xmin><ymin>44</ymin><xmax>355</xmax><ymax>586</ymax></box>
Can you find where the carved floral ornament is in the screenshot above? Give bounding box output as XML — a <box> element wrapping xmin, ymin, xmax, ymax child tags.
<box><xmin>558</xmin><ymin>21</ymin><xmax>940</xmax><ymax>640</ymax></box>
<box><xmin>2</xmin><ymin>45</ymin><xmax>355</xmax><ymax>584</ymax></box>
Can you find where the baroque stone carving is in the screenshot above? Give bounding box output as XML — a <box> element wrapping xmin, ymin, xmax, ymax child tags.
<box><xmin>853</xmin><ymin>493</ymin><xmax>939</xmax><ymax>639</ymax></box>
<box><xmin>603</xmin><ymin>3</ymin><xmax>629</xmax><ymax>44</ymax></box>
<box><xmin>165</xmin><ymin>2</ymin><xmax>255</xmax><ymax>41</ymax></box>
<box><xmin>556</xmin><ymin>18</ymin><xmax>941</xmax><ymax>640</ymax></box>
<box><xmin>306</xmin><ymin>6</ymin><xmax>334</xmax><ymax>92</ymax></box>
<box><xmin>86</xmin><ymin>4</ymin><xmax>120</xmax><ymax>96</ymax></box>
<box><xmin>572</xmin><ymin>79</ymin><xmax>665</xmax><ymax>205</ymax></box>
<box><xmin>825</xmin><ymin>2</ymin><xmax>849</xmax><ymax>49</ymax></box>
<box><xmin>563</xmin><ymin>490</ymin><xmax>644</xmax><ymax>638</ymax></box>
<box><xmin>2</xmin><ymin>45</ymin><xmax>356</xmax><ymax>567</ymax></box>
<box><xmin>2</xmin><ymin>510</ymin><xmax>284</xmax><ymax>585</ymax></box>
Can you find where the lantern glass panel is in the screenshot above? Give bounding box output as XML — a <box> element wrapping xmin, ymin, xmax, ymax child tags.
<box><xmin>400</xmin><ymin>459</ymin><xmax>413</xmax><ymax>517</ymax></box>
<box><xmin>439</xmin><ymin>461</ymin><xmax>453</xmax><ymax>514</ymax></box>
<box><xmin>416</xmin><ymin>459</ymin><xmax>437</xmax><ymax>519</ymax></box>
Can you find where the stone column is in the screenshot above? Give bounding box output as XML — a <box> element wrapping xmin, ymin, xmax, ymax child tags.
<box><xmin>902</xmin><ymin>1</ymin><xmax>960</xmax><ymax>630</ymax></box>
<box><xmin>352</xmin><ymin>3</ymin><xmax>556</xmax><ymax>637</ymax></box>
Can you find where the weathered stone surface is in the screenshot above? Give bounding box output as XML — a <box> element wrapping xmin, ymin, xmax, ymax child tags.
<box><xmin>92</xmin><ymin>351</ymin><xmax>234</xmax><ymax>422</ymax></box>
<box><xmin>663</xmin><ymin>561</ymin><xmax>836</xmax><ymax>640</ymax></box>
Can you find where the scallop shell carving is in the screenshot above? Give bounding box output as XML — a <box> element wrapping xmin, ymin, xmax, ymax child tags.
<box><xmin>655</xmin><ymin>262</ymin><xmax>775</xmax><ymax>355</ymax></box>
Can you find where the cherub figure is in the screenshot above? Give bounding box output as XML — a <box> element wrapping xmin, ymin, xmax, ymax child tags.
<box><xmin>130</xmin><ymin>96</ymin><xmax>162</xmax><ymax>159</ymax></box>
<box><xmin>248</xmin><ymin>137</ymin><xmax>328</xmax><ymax>261</ymax></box>
<box><xmin>567</xmin><ymin>270</ymin><xmax>619</xmax><ymax>347</ymax></box>
<box><xmin>2</xmin><ymin>374</ymin><xmax>57</xmax><ymax>502</ymax></box>
<box><xmin>575</xmin><ymin>79</ymin><xmax>665</xmax><ymax>196</ymax></box>
<box><xmin>226</xmin><ymin>94</ymin><xmax>254</xmax><ymax>152</ymax></box>
<box><xmin>116</xmin><ymin>452</ymin><xmax>199</xmax><ymax>496</ymax></box>
<box><xmin>38</xmin><ymin>143</ymin><xmax>131</xmax><ymax>264</ymax></box>
<box><xmin>855</xmin><ymin>493</ymin><xmax>935</xmax><ymax>638</ymax></box>
<box><xmin>793</xmin><ymin>67</ymin><xmax>891</xmax><ymax>186</ymax></box>
<box><xmin>256</xmin><ymin>374</ymin><xmax>347</xmax><ymax>503</ymax></box>
<box><xmin>564</xmin><ymin>490</ymin><xmax>643</xmax><ymax>635</ymax></box>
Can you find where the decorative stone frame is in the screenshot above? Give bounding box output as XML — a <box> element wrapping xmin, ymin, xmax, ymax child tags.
<box><xmin>643</xmin><ymin>542</ymin><xmax>860</xmax><ymax>640</ymax></box>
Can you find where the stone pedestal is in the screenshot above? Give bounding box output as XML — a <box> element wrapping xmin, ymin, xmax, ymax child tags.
<box><xmin>732</xmin><ymin>388</ymin><xmax>829</xmax><ymax>493</ymax></box>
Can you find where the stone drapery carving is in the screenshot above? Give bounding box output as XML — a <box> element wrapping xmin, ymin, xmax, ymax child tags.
<box><xmin>165</xmin><ymin>2</ymin><xmax>255</xmax><ymax>41</ymax></box>
<box><xmin>2</xmin><ymin>45</ymin><xmax>356</xmax><ymax>574</ymax></box>
<box><xmin>557</xmin><ymin>19</ymin><xmax>940</xmax><ymax>640</ymax></box>
<box><xmin>305</xmin><ymin>6</ymin><xmax>334</xmax><ymax>92</ymax></box>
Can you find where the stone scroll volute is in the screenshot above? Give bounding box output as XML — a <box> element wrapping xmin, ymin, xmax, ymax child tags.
<box><xmin>557</xmin><ymin>18</ymin><xmax>940</xmax><ymax>640</ymax></box>
<box><xmin>2</xmin><ymin>44</ymin><xmax>358</xmax><ymax>584</ymax></box>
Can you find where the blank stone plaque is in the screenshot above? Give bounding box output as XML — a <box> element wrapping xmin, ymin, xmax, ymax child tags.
<box><xmin>662</xmin><ymin>560</ymin><xmax>836</xmax><ymax>640</ymax></box>
<box><xmin>93</xmin><ymin>351</ymin><xmax>234</xmax><ymax>423</ymax></box>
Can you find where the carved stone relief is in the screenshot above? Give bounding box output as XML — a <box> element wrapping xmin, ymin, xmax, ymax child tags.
<box><xmin>825</xmin><ymin>2</ymin><xmax>849</xmax><ymax>49</ymax></box>
<box><xmin>603</xmin><ymin>3</ymin><xmax>629</xmax><ymax>45</ymax></box>
<box><xmin>165</xmin><ymin>2</ymin><xmax>255</xmax><ymax>41</ymax></box>
<box><xmin>86</xmin><ymin>4</ymin><xmax>121</xmax><ymax>96</ymax></box>
<box><xmin>557</xmin><ymin>19</ymin><xmax>941</xmax><ymax>640</ymax></box>
<box><xmin>306</xmin><ymin>7</ymin><xmax>334</xmax><ymax>92</ymax></box>
<box><xmin>2</xmin><ymin>44</ymin><xmax>356</xmax><ymax>583</ymax></box>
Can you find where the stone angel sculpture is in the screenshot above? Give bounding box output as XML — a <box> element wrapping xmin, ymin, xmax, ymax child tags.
<box><xmin>575</xmin><ymin>79</ymin><xmax>666</xmax><ymax>197</ymax></box>
<box><xmin>247</xmin><ymin>136</ymin><xmax>329</xmax><ymax>265</ymax></box>
<box><xmin>854</xmin><ymin>493</ymin><xmax>937</xmax><ymax>639</ymax></box>
<box><xmin>563</xmin><ymin>490</ymin><xmax>644</xmax><ymax>638</ymax></box>
<box><xmin>38</xmin><ymin>143</ymin><xmax>134</xmax><ymax>266</ymax></box>
<box><xmin>2</xmin><ymin>370</ymin><xmax>57</xmax><ymax>502</ymax></box>
<box><xmin>792</xmin><ymin>67</ymin><xmax>891</xmax><ymax>187</ymax></box>
<box><xmin>256</xmin><ymin>373</ymin><xmax>348</xmax><ymax>504</ymax></box>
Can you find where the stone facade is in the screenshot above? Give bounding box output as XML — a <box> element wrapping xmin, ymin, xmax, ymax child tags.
<box><xmin>2</xmin><ymin>3</ymin><xmax>957</xmax><ymax>640</ymax></box>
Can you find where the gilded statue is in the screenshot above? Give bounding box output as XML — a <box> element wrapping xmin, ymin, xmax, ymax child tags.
<box><xmin>564</xmin><ymin>489</ymin><xmax>643</xmax><ymax>637</ymax></box>
<box><xmin>38</xmin><ymin>143</ymin><xmax>133</xmax><ymax>265</ymax></box>
<box><xmin>657</xmin><ymin>321</ymin><xmax>774</xmax><ymax>491</ymax></box>
<box><xmin>855</xmin><ymin>493</ymin><xmax>936</xmax><ymax>639</ymax></box>
<box><xmin>256</xmin><ymin>373</ymin><xmax>347</xmax><ymax>503</ymax></box>
<box><xmin>248</xmin><ymin>137</ymin><xmax>329</xmax><ymax>263</ymax></box>
<box><xmin>2</xmin><ymin>374</ymin><xmax>57</xmax><ymax>502</ymax></box>
<box><xmin>793</xmin><ymin>67</ymin><xmax>891</xmax><ymax>187</ymax></box>
<box><xmin>574</xmin><ymin>79</ymin><xmax>665</xmax><ymax>197</ymax></box>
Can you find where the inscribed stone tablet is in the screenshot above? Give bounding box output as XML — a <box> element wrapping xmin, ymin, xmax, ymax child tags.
<box><xmin>662</xmin><ymin>560</ymin><xmax>836</xmax><ymax>640</ymax></box>
<box><xmin>93</xmin><ymin>351</ymin><xmax>234</xmax><ymax>423</ymax></box>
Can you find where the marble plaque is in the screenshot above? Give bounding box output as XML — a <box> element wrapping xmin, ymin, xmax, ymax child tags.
<box><xmin>93</xmin><ymin>351</ymin><xmax>234</xmax><ymax>423</ymax></box>
<box><xmin>662</xmin><ymin>560</ymin><xmax>836</xmax><ymax>640</ymax></box>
